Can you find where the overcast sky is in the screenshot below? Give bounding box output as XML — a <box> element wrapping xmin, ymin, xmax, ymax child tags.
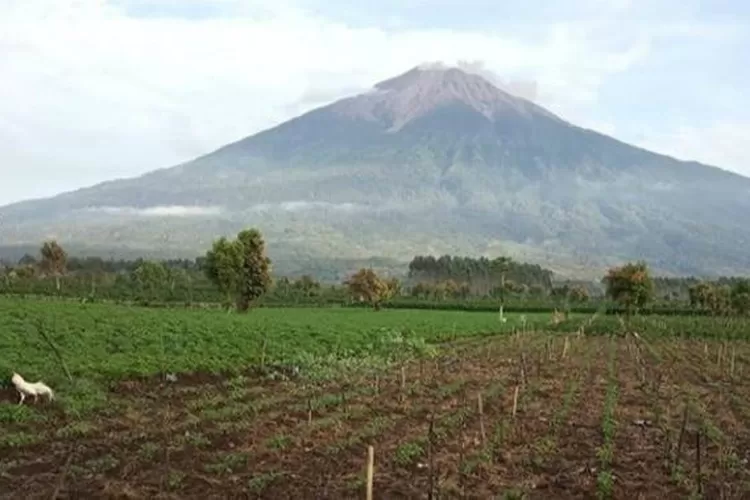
<box><xmin>1</xmin><ymin>0</ymin><xmax>748</xmax><ymax>206</ymax></box>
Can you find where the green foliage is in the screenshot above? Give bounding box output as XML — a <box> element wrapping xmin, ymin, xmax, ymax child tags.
<box><xmin>0</xmin><ymin>296</ymin><xmax>532</xmax><ymax>408</ymax></box>
<box><xmin>408</xmin><ymin>254</ymin><xmax>554</xmax><ymax>294</ymax></box>
<box><xmin>688</xmin><ymin>281</ymin><xmax>731</xmax><ymax>315</ymax></box>
<box><xmin>568</xmin><ymin>285</ymin><xmax>590</xmax><ymax>303</ymax></box>
<box><xmin>39</xmin><ymin>240</ymin><xmax>68</xmax><ymax>291</ymax></box>
<box><xmin>343</xmin><ymin>268</ymin><xmax>395</xmax><ymax>310</ymax></box>
<box><xmin>203</xmin><ymin>229</ymin><xmax>272</xmax><ymax>312</ymax></box>
<box><xmin>203</xmin><ymin>236</ymin><xmax>243</xmax><ymax>306</ymax></box>
<box><xmin>603</xmin><ymin>261</ymin><xmax>654</xmax><ymax>314</ymax></box>
<box><xmin>131</xmin><ymin>260</ymin><xmax>169</xmax><ymax>303</ymax></box>
<box><xmin>235</xmin><ymin>229</ymin><xmax>273</xmax><ymax>311</ymax></box>
<box><xmin>730</xmin><ymin>279</ymin><xmax>750</xmax><ymax>315</ymax></box>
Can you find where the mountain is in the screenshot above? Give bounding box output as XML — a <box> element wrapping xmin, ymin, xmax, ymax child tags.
<box><xmin>3</xmin><ymin>64</ymin><xmax>750</xmax><ymax>278</ymax></box>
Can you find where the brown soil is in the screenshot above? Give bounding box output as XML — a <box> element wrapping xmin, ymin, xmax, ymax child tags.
<box><xmin>2</xmin><ymin>335</ymin><xmax>750</xmax><ymax>499</ymax></box>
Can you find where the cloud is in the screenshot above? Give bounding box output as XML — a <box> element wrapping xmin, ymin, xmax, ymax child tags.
<box><xmin>0</xmin><ymin>0</ymin><xmax>748</xmax><ymax>206</ymax></box>
<box><xmin>248</xmin><ymin>201</ymin><xmax>367</xmax><ymax>213</ymax></box>
<box><xmin>85</xmin><ymin>205</ymin><xmax>224</xmax><ymax>216</ymax></box>
<box><xmin>454</xmin><ymin>60</ymin><xmax>539</xmax><ymax>101</ymax></box>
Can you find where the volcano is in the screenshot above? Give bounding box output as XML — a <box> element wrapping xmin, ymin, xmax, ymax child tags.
<box><xmin>3</xmin><ymin>64</ymin><xmax>750</xmax><ymax>277</ymax></box>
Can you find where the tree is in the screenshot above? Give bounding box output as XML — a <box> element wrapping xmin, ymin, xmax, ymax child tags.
<box><xmin>603</xmin><ymin>261</ymin><xmax>654</xmax><ymax>317</ymax></box>
<box><xmin>0</xmin><ymin>264</ymin><xmax>13</xmax><ymax>291</ymax></box>
<box><xmin>344</xmin><ymin>268</ymin><xmax>393</xmax><ymax>310</ymax></box>
<box><xmin>410</xmin><ymin>282</ymin><xmax>432</xmax><ymax>299</ymax></box>
<box><xmin>568</xmin><ymin>285</ymin><xmax>590</xmax><ymax>303</ymax></box>
<box><xmin>203</xmin><ymin>237</ymin><xmax>243</xmax><ymax>307</ymax></box>
<box><xmin>490</xmin><ymin>256</ymin><xmax>512</xmax><ymax>303</ymax></box>
<box><xmin>385</xmin><ymin>278</ymin><xmax>401</xmax><ymax>298</ymax></box>
<box><xmin>167</xmin><ymin>267</ymin><xmax>193</xmax><ymax>302</ymax></box>
<box><xmin>203</xmin><ymin>229</ymin><xmax>272</xmax><ymax>312</ymax></box>
<box><xmin>689</xmin><ymin>282</ymin><xmax>715</xmax><ymax>310</ymax></box>
<box><xmin>689</xmin><ymin>282</ymin><xmax>732</xmax><ymax>315</ymax></box>
<box><xmin>235</xmin><ymin>229</ymin><xmax>273</xmax><ymax>311</ymax></box>
<box><xmin>131</xmin><ymin>260</ymin><xmax>169</xmax><ymax>302</ymax></box>
<box><xmin>293</xmin><ymin>275</ymin><xmax>321</xmax><ymax>297</ymax></box>
<box><xmin>39</xmin><ymin>240</ymin><xmax>68</xmax><ymax>292</ymax></box>
<box><xmin>18</xmin><ymin>253</ymin><xmax>37</xmax><ymax>267</ymax></box>
<box><xmin>731</xmin><ymin>279</ymin><xmax>750</xmax><ymax>316</ymax></box>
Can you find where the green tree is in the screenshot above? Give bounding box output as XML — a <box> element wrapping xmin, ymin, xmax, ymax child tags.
<box><xmin>344</xmin><ymin>268</ymin><xmax>393</xmax><ymax>310</ymax></box>
<box><xmin>603</xmin><ymin>261</ymin><xmax>654</xmax><ymax>318</ymax></box>
<box><xmin>204</xmin><ymin>236</ymin><xmax>243</xmax><ymax>307</ymax></box>
<box><xmin>385</xmin><ymin>277</ymin><xmax>401</xmax><ymax>298</ymax></box>
<box><xmin>731</xmin><ymin>279</ymin><xmax>750</xmax><ymax>316</ymax></box>
<box><xmin>689</xmin><ymin>281</ymin><xmax>735</xmax><ymax>316</ymax></box>
<box><xmin>39</xmin><ymin>240</ymin><xmax>68</xmax><ymax>292</ymax></box>
<box><xmin>689</xmin><ymin>282</ymin><xmax>715</xmax><ymax>310</ymax></box>
<box><xmin>410</xmin><ymin>282</ymin><xmax>432</xmax><ymax>299</ymax></box>
<box><xmin>203</xmin><ymin>229</ymin><xmax>272</xmax><ymax>312</ymax></box>
<box><xmin>293</xmin><ymin>275</ymin><xmax>321</xmax><ymax>297</ymax></box>
<box><xmin>490</xmin><ymin>256</ymin><xmax>512</xmax><ymax>303</ymax></box>
<box><xmin>131</xmin><ymin>260</ymin><xmax>169</xmax><ymax>302</ymax></box>
<box><xmin>568</xmin><ymin>285</ymin><xmax>590</xmax><ymax>303</ymax></box>
<box><xmin>236</xmin><ymin>229</ymin><xmax>272</xmax><ymax>311</ymax></box>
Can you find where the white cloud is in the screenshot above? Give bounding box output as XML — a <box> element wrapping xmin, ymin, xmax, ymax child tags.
<box><xmin>0</xmin><ymin>0</ymin><xmax>748</xmax><ymax>206</ymax></box>
<box><xmin>248</xmin><ymin>201</ymin><xmax>367</xmax><ymax>213</ymax></box>
<box><xmin>85</xmin><ymin>205</ymin><xmax>224</xmax><ymax>216</ymax></box>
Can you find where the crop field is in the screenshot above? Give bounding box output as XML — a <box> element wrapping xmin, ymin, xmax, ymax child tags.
<box><xmin>2</xmin><ymin>298</ymin><xmax>750</xmax><ymax>499</ymax></box>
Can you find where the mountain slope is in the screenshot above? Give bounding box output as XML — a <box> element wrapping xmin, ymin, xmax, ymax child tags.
<box><xmin>3</xmin><ymin>64</ymin><xmax>750</xmax><ymax>277</ymax></box>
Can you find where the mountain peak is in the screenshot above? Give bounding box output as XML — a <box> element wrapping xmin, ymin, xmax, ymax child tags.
<box><xmin>330</xmin><ymin>63</ymin><xmax>558</xmax><ymax>131</ymax></box>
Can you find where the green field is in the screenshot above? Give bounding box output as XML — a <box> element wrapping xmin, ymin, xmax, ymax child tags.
<box><xmin>0</xmin><ymin>297</ymin><xmax>547</xmax><ymax>403</ymax></box>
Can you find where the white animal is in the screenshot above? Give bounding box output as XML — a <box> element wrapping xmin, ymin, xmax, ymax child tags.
<box><xmin>11</xmin><ymin>372</ymin><xmax>55</xmax><ymax>405</ymax></box>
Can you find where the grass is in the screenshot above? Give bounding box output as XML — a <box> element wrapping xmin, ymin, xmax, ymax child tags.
<box><xmin>0</xmin><ymin>295</ymin><xmax>542</xmax><ymax>377</ymax></box>
<box><xmin>0</xmin><ymin>295</ymin><xmax>548</xmax><ymax>416</ymax></box>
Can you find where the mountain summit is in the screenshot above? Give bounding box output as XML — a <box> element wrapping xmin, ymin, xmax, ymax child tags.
<box><xmin>327</xmin><ymin>64</ymin><xmax>560</xmax><ymax>131</ymax></box>
<box><xmin>3</xmin><ymin>64</ymin><xmax>750</xmax><ymax>277</ymax></box>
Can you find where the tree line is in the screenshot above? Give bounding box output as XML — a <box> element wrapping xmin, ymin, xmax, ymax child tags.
<box><xmin>408</xmin><ymin>254</ymin><xmax>554</xmax><ymax>292</ymax></box>
<box><xmin>2</xmin><ymin>230</ymin><xmax>750</xmax><ymax>315</ymax></box>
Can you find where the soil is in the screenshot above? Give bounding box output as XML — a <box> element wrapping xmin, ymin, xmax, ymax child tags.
<box><xmin>2</xmin><ymin>335</ymin><xmax>750</xmax><ymax>499</ymax></box>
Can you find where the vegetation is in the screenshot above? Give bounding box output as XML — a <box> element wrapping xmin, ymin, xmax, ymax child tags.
<box><xmin>2</xmin><ymin>295</ymin><xmax>750</xmax><ymax>497</ymax></box>
<box><xmin>39</xmin><ymin>240</ymin><xmax>68</xmax><ymax>292</ymax></box>
<box><xmin>203</xmin><ymin>229</ymin><xmax>273</xmax><ymax>312</ymax></box>
<box><xmin>343</xmin><ymin>268</ymin><xmax>398</xmax><ymax>310</ymax></box>
<box><xmin>4</xmin><ymin>244</ymin><xmax>750</xmax><ymax>323</ymax></box>
<box><xmin>408</xmin><ymin>254</ymin><xmax>554</xmax><ymax>294</ymax></box>
<box><xmin>603</xmin><ymin>261</ymin><xmax>654</xmax><ymax>317</ymax></box>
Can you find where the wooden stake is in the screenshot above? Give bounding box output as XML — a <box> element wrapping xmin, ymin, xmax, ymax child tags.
<box><xmin>307</xmin><ymin>398</ymin><xmax>313</xmax><ymax>425</ymax></box>
<box><xmin>675</xmin><ymin>404</ymin><xmax>689</xmax><ymax>466</ymax></box>
<box><xmin>731</xmin><ymin>347</ymin><xmax>736</xmax><ymax>376</ymax></box>
<box><xmin>478</xmin><ymin>393</ymin><xmax>486</xmax><ymax>445</ymax></box>
<box><xmin>512</xmin><ymin>385</ymin><xmax>519</xmax><ymax>418</ymax></box>
<box><xmin>366</xmin><ymin>445</ymin><xmax>374</xmax><ymax>500</ymax></box>
<box><xmin>519</xmin><ymin>353</ymin><xmax>527</xmax><ymax>387</ymax></box>
<box><xmin>260</xmin><ymin>337</ymin><xmax>268</xmax><ymax>369</ymax></box>
<box><xmin>400</xmin><ymin>366</ymin><xmax>406</xmax><ymax>402</ymax></box>
<box><xmin>696</xmin><ymin>429</ymin><xmax>703</xmax><ymax>495</ymax></box>
<box><xmin>562</xmin><ymin>337</ymin><xmax>569</xmax><ymax>359</ymax></box>
<box><xmin>427</xmin><ymin>413</ymin><xmax>436</xmax><ymax>500</ymax></box>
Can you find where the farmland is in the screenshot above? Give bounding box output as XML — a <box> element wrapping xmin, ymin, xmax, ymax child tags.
<box><xmin>2</xmin><ymin>297</ymin><xmax>750</xmax><ymax>498</ymax></box>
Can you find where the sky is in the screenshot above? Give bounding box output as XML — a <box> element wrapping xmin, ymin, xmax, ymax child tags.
<box><xmin>0</xmin><ymin>0</ymin><xmax>748</xmax><ymax>206</ymax></box>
